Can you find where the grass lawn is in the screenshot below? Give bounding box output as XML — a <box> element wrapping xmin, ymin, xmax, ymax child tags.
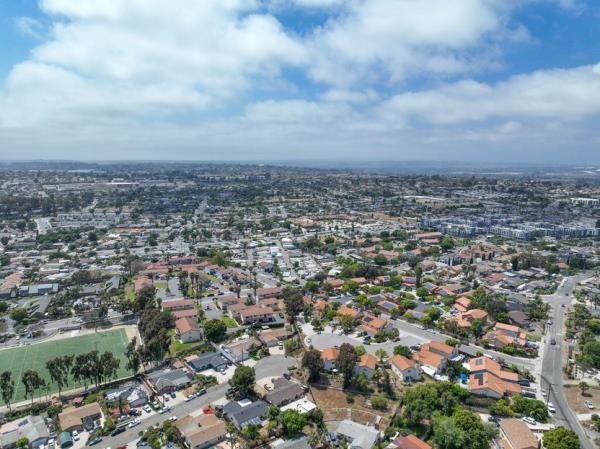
<box><xmin>153</xmin><ymin>281</ymin><xmax>167</xmax><ymax>289</ymax></box>
<box><xmin>125</xmin><ymin>284</ymin><xmax>136</xmax><ymax>302</ymax></box>
<box><xmin>0</xmin><ymin>328</ymin><xmax>130</xmax><ymax>404</ymax></box>
<box><xmin>222</xmin><ymin>316</ymin><xmax>238</xmax><ymax>328</ymax></box>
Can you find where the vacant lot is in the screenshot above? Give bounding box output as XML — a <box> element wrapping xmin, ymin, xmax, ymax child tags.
<box><xmin>310</xmin><ymin>383</ymin><xmax>394</xmax><ymax>428</ymax></box>
<box><xmin>565</xmin><ymin>385</ymin><xmax>600</xmax><ymax>414</ymax></box>
<box><xmin>0</xmin><ymin>328</ymin><xmax>130</xmax><ymax>403</ymax></box>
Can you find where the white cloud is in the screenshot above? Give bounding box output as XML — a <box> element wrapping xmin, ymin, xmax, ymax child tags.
<box><xmin>379</xmin><ymin>63</ymin><xmax>600</xmax><ymax>124</ymax></box>
<box><xmin>15</xmin><ymin>17</ymin><xmax>45</xmax><ymax>40</ymax></box>
<box><xmin>305</xmin><ymin>0</ymin><xmax>512</xmax><ymax>86</ymax></box>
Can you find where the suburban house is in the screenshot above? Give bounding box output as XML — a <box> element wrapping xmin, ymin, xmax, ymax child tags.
<box><xmin>337</xmin><ymin>305</ymin><xmax>362</xmax><ymax>320</ymax></box>
<box><xmin>187</xmin><ymin>351</ymin><xmax>229</xmax><ymax>372</ymax></box>
<box><xmin>162</xmin><ymin>299</ymin><xmax>195</xmax><ymax>312</ymax></box>
<box><xmin>256</xmin><ymin>287</ymin><xmax>282</xmax><ymax>300</ymax></box>
<box><xmin>412</xmin><ymin>341</ymin><xmax>458</xmax><ymax>375</ymax></box>
<box><xmin>354</xmin><ymin>354</ymin><xmax>378</xmax><ymax>379</ymax></box>
<box><xmin>336</xmin><ymin>420</ymin><xmax>379</xmax><ymax>449</ymax></box>
<box><xmin>239</xmin><ymin>305</ymin><xmax>275</xmax><ymax>325</ymax></box>
<box><xmin>146</xmin><ymin>368</ymin><xmax>192</xmax><ymax>394</ymax></box>
<box><xmin>175</xmin><ymin>414</ymin><xmax>227</xmax><ymax>449</ymax></box>
<box><xmin>468</xmin><ymin>372</ymin><xmax>521</xmax><ymax>399</ymax></box>
<box><xmin>0</xmin><ymin>416</ymin><xmax>50</xmax><ymax>449</ymax></box>
<box><xmin>508</xmin><ymin>310</ymin><xmax>530</xmax><ymax>328</ymax></box>
<box><xmin>221</xmin><ymin>338</ymin><xmax>261</xmax><ymax>363</ymax></box>
<box><xmin>258</xmin><ymin>328</ymin><xmax>292</xmax><ymax>347</ymax></box>
<box><xmin>105</xmin><ymin>381</ymin><xmax>148</xmax><ymax>408</ymax></box>
<box><xmin>176</xmin><ymin>317</ymin><xmax>201</xmax><ymax>343</ymax></box>
<box><xmin>389</xmin><ymin>434</ymin><xmax>432</xmax><ymax>449</ymax></box>
<box><xmin>498</xmin><ymin>419</ymin><xmax>539</xmax><ymax>449</ymax></box>
<box><xmin>222</xmin><ymin>399</ymin><xmax>268</xmax><ymax>429</ymax></box>
<box><xmin>484</xmin><ymin>322</ymin><xmax>527</xmax><ymax>348</ymax></box>
<box><xmin>217</xmin><ymin>295</ymin><xmax>243</xmax><ymax>310</ymax></box>
<box><xmin>321</xmin><ymin>347</ymin><xmax>339</xmax><ymax>371</ymax></box>
<box><xmin>454</xmin><ymin>309</ymin><xmax>488</xmax><ymax>328</ymax></box>
<box><xmin>360</xmin><ymin>314</ymin><xmax>390</xmax><ymax>336</ymax></box>
<box><xmin>58</xmin><ymin>403</ymin><xmax>103</xmax><ymax>432</ymax></box>
<box><xmin>468</xmin><ymin>356</ymin><xmax>521</xmax><ymax>399</ymax></box>
<box><xmin>255</xmin><ymin>377</ymin><xmax>305</xmax><ymax>406</ymax></box>
<box><xmin>453</xmin><ymin>297</ymin><xmax>471</xmax><ymax>313</ymax></box>
<box><xmin>389</xmin><ymin>355</ymin><xmax>421</xmax><ymax>382</ymax></box>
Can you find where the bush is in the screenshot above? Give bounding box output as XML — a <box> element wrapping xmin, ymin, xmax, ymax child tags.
<box><xmin>371</xmin><ymin>395</ymin><xmax>388</xmax><ymax>410</ymax></box>
<box><xmin>345</xmin><ymin>393</ymin><xmax>354</xmax><ymax>403</ymax></box>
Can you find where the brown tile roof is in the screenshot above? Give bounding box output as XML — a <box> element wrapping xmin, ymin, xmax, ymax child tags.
<box><xmin>321</xmin><ymin>347</ymin><xmax>339</xmax><ymax>361</ymax></box>
<box><xmin>499</xmin><ymin>419</ymin><xmax>538</xmax><ymax>449</ymax></box>
<box><xmin>394</xmin><ymin>434</ymin><xmax>433</xmax><ymax>449</ymax></box>
<box><xmin>390</xmin><ymin>355</ymin><xmax>416</xmax><ymax>371</ymax></box>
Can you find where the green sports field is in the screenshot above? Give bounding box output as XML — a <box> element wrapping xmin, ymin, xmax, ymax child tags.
<box><xmin>0</xmin><ymin>328</ymin><xmax>130</xmax><ymax>404</ymax></box>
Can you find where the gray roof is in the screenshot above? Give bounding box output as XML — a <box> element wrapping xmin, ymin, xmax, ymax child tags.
<box><xmin>0</xmin><ymin>415</ymin><xmax>49</xmax><ymax>448</ymax></box>
<box><xmin>147</xmin><ymin>368</ymin><xmax>191</xmax><ymax>390</ymax></box>
<box><xmin>276</xmin><ymin>437</ymin><xmax>311</xmax><ymax>449</ymax></box>
<box><xmin>336</xmin><ymin>420</ymin><xmax>379</xmax><ymax>449</ymax></box>
<box><xmin>265</xmin><ymin>378</ymin><xmax>304</xmax><ymax>406</ymax></box>
<box><xmin>188</xmin><ymin>352</ymin><xmax>227</xmax><ymax>371</ymax></box>
<box><xmin>222</xmin><ymin>399</ymin><xmax>268</xmax><ymax>429</ymax></box>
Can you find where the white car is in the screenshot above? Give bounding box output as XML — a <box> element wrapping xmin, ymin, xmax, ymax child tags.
<box><xmin>185</xmin><ymin>395</ymin><xmax>194</xmax><ymax>402</ymax></box>
<box><xmin>585</xmin><ymin>400</ymin><xmax>594</xmax><ymax>409</ymax></box>
<box><xmin>143</xmin><ymin>405</ymin><xmax>152</xmax><ymax>413</ymax></box>
<box><xmin>522</xmin><ymin>417</ymin><xmax>537</xmax><ymax>425</ymax></box>
<box><xmin>128</xmin><ymin>419</ymin><xmax>140</xmax><ymax>428</ymax></box>
<box><xmin>72</xmin><ymin>431</ymin><xmax>80</xmax><ymax>441</ymax></box>
<box><xmin>168</xmin><ymin>416</ymin><xmax>177</xmax><ymax>422</ymax></box>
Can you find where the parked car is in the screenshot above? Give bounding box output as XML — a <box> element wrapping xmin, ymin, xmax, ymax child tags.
<box><xmin>143</xmin><ymin>405</ymin><xmax>152</xmax><ymax>413</ymax></box>
<box><xmin>185</xmin><ymin>395</ymin><xmax>194</xmax><ymax>402</ymax></box>
<box><xmin>128</xmin><ymin>419</ymin><xmax>141</xmax><ymax>428</ymax></box>
<box><xmin>110</xmin><ymin>427</ymin><xmax>126</xmax><ymax>437</ymax></box>
<box><xmin>169</xmin><ymin>391</ymin><xmax>176</xmax><ymax>399</ymax></box>
<box><xmin>522</xmin><ymin>417</ymin><xmax>537</xmax><ymax>425</ymax></box>
<box><xmin>585</xmin><ymin>400</ymin><xmax>594</xmax><ymax>409</ymax></box>
<box><xmin>88</xmin><ymin>438</ymin><xmax>102</xmax><ymax>446</ymax></box>
<box><xmin>168</xmin><ymin>416</ymin><xmax>177</xmax><ymax>422</ymax></box>
<box><xmin>72</xmin><ymin>431</ymin><xmax>80</xmax><ymax>441</ymax></box>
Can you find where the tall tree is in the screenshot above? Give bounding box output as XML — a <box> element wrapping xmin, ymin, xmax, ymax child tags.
<box><xmin>335</xmin><ymin>343</ymin><xmax>358</xmax><ymax>388</ymax></box>
<box><xmin>125</xmin><ymin>337</ymin><xmax>141</xmax><ymax>375</ymax></box>
<box><xmin>282</xmin><ymin>287</ymin><xmax>304</xmax><ymax>324</ymax></box>
<box><xmin>21</xmin><ymin>370</ymin><xmax>43</xmax><ymax>406</ymax></box>
<box><xmin>0</xmin><ymin>371</ymin><xmax>15</xmax><ymax>411</ymax></box>
<box><xmin>46</xmin><ymin>358</ymin><xmax>67</xmax><ymax>399</ymax></box>
<box><xmin>301</xmin><ymin>349</ymin><xmax>324</xmax><ymax>382</ymax></box>
<box><xmin>229</xmin><ymin>365</ymin><xmax>255</xmax><ymax>398</ymax></box>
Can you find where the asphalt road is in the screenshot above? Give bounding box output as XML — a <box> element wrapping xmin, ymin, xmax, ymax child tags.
<box><xmin>308</xmin><ymin>317</ymin><xmax>536</xmax><ymax>372</ymax></box>
<box><xmin>540</xmin><ymin>274</ymin><xmax>595</xmax><ymax>449</ymax></box>
<box><xmin>86</xmin><ymin>355</ymin><xmax>294</xmax><ymax>449</ymax></box>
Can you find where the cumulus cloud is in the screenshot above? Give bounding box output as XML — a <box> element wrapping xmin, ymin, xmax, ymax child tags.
<box><xmin>378</xmin><ymin>63</ymin><xmax>600</xmax><ymax>124</ymax></box>
<box><xmin>0</xmin><ymin>0</ymin><xmax>599</xmax><ymax>162</ymax></box>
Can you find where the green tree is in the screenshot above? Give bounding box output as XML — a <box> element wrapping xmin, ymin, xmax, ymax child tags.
<box><xmin>578</xmin><ymin>381</ymin><xmax>589</xmax><ymax>396</ymax></box>
<box><xmin>282</xmin><ymin>287</ymin><xmax>304</xmax><ymax>323</ymax></box>
<box><xmin>204</xmin><ymin>319</ymin><xmax>227</xmax><ymax>343</ymax></box>
<box><xmin>125</xmin><ymin>337</ymin><xmax>141</xmax><ymax>375</ymax></box>
<box><xmin>15</xmin><ymin>437</ymin><xmax>29</xmax><ymax>449</ymax></box>
<box><xmin>281</xmin><ymin>409</ymin><xmax>307</xmax><ymax>437</ymax></box>
<box><xmin>543</xmin><ymin>427</ymin><xmax>580</xmax><ymax>449</ymax></box>
<box><xmin>335</xmin><ymin>343</ymin><xmax>358</xmax><ymax>388</ymax></box>
<box><xmin>21</xmin><ymin>370</ymin><xmax>43</xmax><ymax>406</ymax></box>
<box><xmin>9</xmin><ymin>308</ymin><xmax>27</xmax><ymax>323</ymax></box>
<box><xmin>0</xmin><ymin>371</ymin><xmax>15</xmax><ymax>411</ymax></box>
<box><xmin>230</xmin><ymin>365</ymin><xmax>255</xmax><ymax>397</ymax></box>
<box><xmin>302</xmin><ymin>349</ymin><xmax>324</xmax><ymax>382</ymax></box>
<box><xmin>393</xmin><ymin>345</ymin><xmax>412</xmax><ymax>357</ymax></box>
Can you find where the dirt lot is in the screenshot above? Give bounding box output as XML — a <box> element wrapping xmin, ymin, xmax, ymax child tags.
<box><xmin>310</xmin><ymin>382</ymin><xmax>395</xmax><ymax>428</ymax></box>
<box><xmin>565</xmin><ymin>385</ymin><xmax>600</xmax><ymax>414</ymax></box>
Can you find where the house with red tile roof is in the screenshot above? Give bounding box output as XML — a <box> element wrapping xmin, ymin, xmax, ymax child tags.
<box><xmin>484</xmin><ymin>322</ymin><xmax>527</xmax><ymax>348</ymax></box>
<box><xmin>321</xmin><ymin>347</ymin><xmax>339</xmax><ymax>371</ymax></box>
<box><xmin>354</xmin><ymin>354</ymin><xmax>378</xmax><ymax>378</ymax></box>
<box><xmin>337</xmin><ymin>305</ymin><xmax>362</xmax><ymax>319</ymax></box>
<box><xmin>391</xmin><ymin>434</ymin><xmax>432</xmax><ymax>449</ymax></box>
<box><xmin>454</xmin><ymin>308</ymin><xmax>488</xmax><ymax>328</ymax></box>
<box><xmin>389</xmin><ymin>355</ymin><xmax>421</xmax><ymax>382</ymax></box>
<box><xmin>176</xmin><ymin>317</ymin><xmax>201</xmax><ymax>343</ymax></box>
<box><xmin>453</xmin><ymin>296</ymin><xmax>471</xmax><ymax>313</ymax></box>
<box><xmin>468</xmin><ymin>372</ymin><xmax>521</xmax><ymax>399</ymax></box>
<box><xmin>134</xmin><ymin>275</ymin><xmax>153</xmax><ymax>293</ymax></box>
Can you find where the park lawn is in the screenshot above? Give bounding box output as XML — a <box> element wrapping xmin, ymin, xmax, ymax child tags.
<box><xmin>153</xmin><ymin>281</ymin><xmax>167</xmax><ymax>289</ymax></box>
<box><xmin>0</xmin><ymin>328</ymin><xmax>130</xmax><ymax>404</ymax></box>
<box><xmin>222</xmin><ymin>316</ymin><xmax>238</xmax><ymax>328</ymax></box>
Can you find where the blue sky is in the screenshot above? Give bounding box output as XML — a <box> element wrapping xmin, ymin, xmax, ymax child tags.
<box><xmin>0</xmin><ymin>0</ymin><xmax>599</xmax><ymax>162</ymax></box>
